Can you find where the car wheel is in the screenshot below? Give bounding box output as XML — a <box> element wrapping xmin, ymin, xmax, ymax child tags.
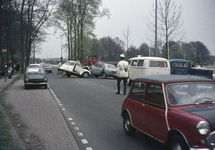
<box><xmin>44</xmin><ymin>85</ymin><xmax>47</xmax><ymax>89</ymax></box>
<box><xmin>67</xmin><ymin>73</ymin><xmax>71</xmax><ymax>78</ymax></box>
<box><xmin>168</xmin><ymin>134</ymin><xmax>189</xmax><ymax>150</ymax></box>
<box><xmin>82</xmin><ymin>72</ymin><xmax>89</xmax><ymax>78</ymax></box>
<box><xmin>61</xmin><ymin>71</ymin><xmax>66</xmax><ymax>76</ymax></box>
<box><xmin>102</xmin><ymin>73</ymin><xmax>107</xmax><ymax>79</ymax></box>
<box><xmin>25</xmin><ymin>85</ymin><xmax>28</xmax><ymax>89</ymax></box>
<box><xmin>123</xmin><ymin>114</ymin><xmax>136</xmax><ymax>136</ymax></box>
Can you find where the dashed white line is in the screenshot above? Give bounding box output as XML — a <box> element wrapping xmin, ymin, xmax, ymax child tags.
<box><xmin>62</xmin><ymin>108</ymin><xmax>66</xmax><ymax>110</ymax></box>
<box><xmin>81</xmin><ymin>139</ymin><xmax>88</xmax><ymax>144</ymax></box>
<box><xmin>74</xmin><ymin>127</ymin><xmax>79</xmax><ymax>130</ymax></box>
<box><xmin>86</xmin><ymin>147</ymin><xmax>93</xmax><ymax>150</ymax></box>
<box><xmin>68</xmin><ymin>118</ymin><xmax>73</xmax><ymax>120</ymax></box>
<box><xmin>71</xmin><ymin>122</ymin><xmax>75</xmax><ymax>125</ymax></box>
<box><xmin>77</xmin><ymin>132</ymin><xmax>83</xmax><ymax>136</ymax></box>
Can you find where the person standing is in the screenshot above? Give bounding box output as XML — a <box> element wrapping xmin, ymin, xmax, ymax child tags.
<box><xmin>57</xmin><ymin>60</ymin><xmax>61</xmax><ymax>75</ymax></box>
<box><xmin>116</xmin><ymin>54</ymin><xmax>129</xmax><ymax>95</ymax></box>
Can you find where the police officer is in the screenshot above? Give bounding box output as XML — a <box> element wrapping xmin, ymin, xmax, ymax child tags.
<box><xmin>116</xmin><ymin>54</ymin><xmax>129</xmax><ymax>95</ymax></box>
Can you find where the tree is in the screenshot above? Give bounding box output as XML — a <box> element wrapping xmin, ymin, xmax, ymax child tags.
<box><xmin>52</xmin><ymin>0</ymin><xmax>109</xmax><ymax>62</ymax></box>
<box><xmin>139</xmin><ymin>43</ymin><xmax>149</xmax><ymax>57</ymax></box>
<box><xmin>190</xmin><ymin>41</ymin><xmax>211</xmax><ymax>65</ymax></box>
<box><xmin>148</xmin><ymin>0</ymin><xmax>185</xmax><ymax>59</ymax></box>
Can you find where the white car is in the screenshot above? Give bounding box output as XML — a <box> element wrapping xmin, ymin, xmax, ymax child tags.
<box><xmin>59</xmin><ymin>60</ymin><xmax>91</xmax><ymax>78</ymax></box>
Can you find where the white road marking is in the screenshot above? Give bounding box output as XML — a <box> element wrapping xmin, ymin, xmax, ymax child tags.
<box><xmin>74</xmin><ymin>127</ymin><xmax>79</xmax><ymax>130</ymax></box>
<box><xmin>77</xmin><ymin>132</ymin><xmax>83</xmax><ymax>136</ymax></box>
<box><xmin>62</xmin><ymin>108</ymin><xmax>66</xmax><ymax>110</ymax></box>
<box><xmin>68</xmin><ymin>118</ymin><xmax>73</xmax><ymax>120</ymax></box>
<box><xmin>71</xmin><ymin>122</ymin><xmax>75</xmax><ymax>125</ymax></box>
<box><xmin>86</xmin><ymin>147</ymin><xmax>93</xmax><ymax>150</ymax></box>
<box><xmin>81</xmin><ymin>139</ymin><xmax>88</xmax><ymax>144</ymax></box>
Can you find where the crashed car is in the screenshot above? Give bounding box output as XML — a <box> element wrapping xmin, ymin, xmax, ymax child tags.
<box><xmin>59</xmin><ymin>60</ymin><xmax>91</xmax><ymax>78</ymax></box>
<box><xmin>91</xmin><ymin>62</ymin><xmax>117</xmax><ymax>79</ymax></box>
<box><xmin>121</xmin><ymin>75</ymin><xmax>215</xmax><ymax>150</ymax></box>
<box><xmin>24</xmin><ymin>66</ymin><xmax>48</xmax><ymax>89</ymax></box>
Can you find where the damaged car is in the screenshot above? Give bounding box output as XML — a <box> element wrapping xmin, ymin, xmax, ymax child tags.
<box><xmin>59</xmin><ymin>60</ymin><xmax>91</xmax><ymax>78</ymax></box>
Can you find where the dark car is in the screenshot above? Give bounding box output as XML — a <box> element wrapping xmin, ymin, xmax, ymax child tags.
<box><xmin>91</xmin><ymin>62</ymin><xmax>117</xmax><ymax>78</ymax></box>
<box><xmin>24</xmin><ymin>66</ymin><xmax>48</xmax><ymax>89</ymax></box>
<box><xmin>121</xmin><ymin>75</ymin><xmax>215</xmax><ymax>150</ymax></box>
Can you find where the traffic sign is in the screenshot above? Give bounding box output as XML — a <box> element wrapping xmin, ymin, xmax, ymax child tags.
<box><xmin>2</xmin><ymin>49</ymin><xmax>7</xmax><ymax>52</ymax></box>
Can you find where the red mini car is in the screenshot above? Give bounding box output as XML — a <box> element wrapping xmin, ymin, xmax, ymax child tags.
<box><xmin>121</xmin><ymin>75</ymin><xmax>215</xmax><ymax>150</ymax></box>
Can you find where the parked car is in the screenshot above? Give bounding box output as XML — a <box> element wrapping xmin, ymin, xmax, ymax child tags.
<box><xmin>43</xmin><ymin>63</ymin><xmax>52</xmax><ymax>73</ymax></box>
<box><xmin>24</xmin><ymin>66</ymin><xmax>48</xmax><ymax>89</ymax></box>
<box><xmin>59</xmin><ymin>60</ymin><xmax>91</xmax><ymax>78</ymax></box>
<box><xmin>169</xmin><ymin>59</ymin><xmax>213</xmax><ymax>79</ymax></box>
<box><xmin>128</xmin><ymin>56</ymin><xmax>170</xmax><ymax>85</ymax></box>
<box><xmin>91</xmin><ymin>62</ymin><xmax>117</xmax><ymax>78</ymax></box>
<box><xmin>121</xmin><ymin>75</ymin><xmax>215</xmax><ymax>150</ymax></box>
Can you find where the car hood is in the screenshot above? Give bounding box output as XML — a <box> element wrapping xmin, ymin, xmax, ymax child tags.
<box><xmin>182</xmin><ymin>106</ymin><xmax>215</xmax><ymax>130</ymax></box>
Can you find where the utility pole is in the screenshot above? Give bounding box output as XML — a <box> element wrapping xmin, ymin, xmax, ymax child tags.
<box><xmin>155</xmin><ymin>0</ymin><xmax>157</xmax><ymax>57</ymax></box>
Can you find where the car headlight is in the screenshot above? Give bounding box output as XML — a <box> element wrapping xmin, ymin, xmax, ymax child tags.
<box><xmin>44</xmin><ymin>77</ymin><xmax>48</xmax><ymax>81</ymax></box>
<box><xmin>25</xmin><ymin>78</ymin><xmax>29</xmax><ymax>81</ymax></box>
<box><xmin>197</xmin><ymin>121</ymin><xmax>209</xmax><ymax>135</ymax></box>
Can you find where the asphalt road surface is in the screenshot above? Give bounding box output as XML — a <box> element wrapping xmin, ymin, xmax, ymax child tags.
<box><xmin>47</xmin><ymin>66</ymin><xmax>165</xmax><ymax>150</ymax></box>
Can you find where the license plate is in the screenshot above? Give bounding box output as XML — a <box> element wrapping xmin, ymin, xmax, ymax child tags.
<box><xmin>33</xmin><ymin>83</ymin><xmax>40</xmax><ymax>85</ymax></box>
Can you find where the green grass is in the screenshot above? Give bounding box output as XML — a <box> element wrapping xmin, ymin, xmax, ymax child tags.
<box><xmin>0</xmin><ymin>75</ymin><xmax>23</xmax><ymax>150</ymax></box>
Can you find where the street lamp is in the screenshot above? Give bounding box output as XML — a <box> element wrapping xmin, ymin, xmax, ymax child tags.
<box><xmin>56</xmin><ymin>37</ymin><xmax>63</xmax><ymax>64</ymax></box>
<box><xmin>49</xmin><ymin>51</ymin><xmax>52</xmax><ymax>60</ymax></box>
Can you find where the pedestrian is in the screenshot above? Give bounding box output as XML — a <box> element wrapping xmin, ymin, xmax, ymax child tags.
<box><xmin>116</xmin><ymin>54</ymin><xmax>129</xmax><ymax>95</ymax></box>
<box><xmin>15</xmin><ymin>63</ymin><xmax>20</xmax><ymax>73</ymax></box>
<box><xmin>57</xmin><ymin>60</ymin><xmax>61</xmax><ymax>75</ymax></box>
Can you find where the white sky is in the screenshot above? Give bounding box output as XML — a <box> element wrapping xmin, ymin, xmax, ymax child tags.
<box><xmin>39</xmin><ymin>0</ymin><xmax>215</xmax><ymax>59</ymax></box>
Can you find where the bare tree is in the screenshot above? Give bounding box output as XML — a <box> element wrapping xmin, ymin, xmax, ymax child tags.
<box><xmin>122</xmin><ymin>26</ymin><xmax>132</xmax><ymax>51</ymax></box>
<box><xmin>147</xmin><ymin>0</ymin><xmax>185</xmax><ymax>59</ymax></box>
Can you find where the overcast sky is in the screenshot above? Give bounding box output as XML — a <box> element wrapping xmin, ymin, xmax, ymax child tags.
<box><xmin>39</xmin><ymin>0</ymin><xmax>215</xmax><ymax>59</ymax></box>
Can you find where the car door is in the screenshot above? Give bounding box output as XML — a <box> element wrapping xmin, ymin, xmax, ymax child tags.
<box><xmin>96</xmin><ymin>63</ymin><xmax>104</xmax><ymax>75</ymax></box>
<box><xmin>140</xmin><ymin>83</ymin><xmax>168</xmax><ymax>142</ymax></box>
<box><xmin>67</xmin><ymin>61</ymin><xmax>75</xmax><ymax>72</ymax></box>
<box><xmin>73</xmin><ymin>61</ymin><xmax>82</xmax><ymax>74</ymax></box>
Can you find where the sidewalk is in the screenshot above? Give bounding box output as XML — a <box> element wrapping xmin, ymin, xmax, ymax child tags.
<box><xmin>0</xmin><ymin>74</ymin><xmax>19</xmax><ymax>94</ymax></box>
<box><xmin>0</xmin><ymin>74</ymin><xmax>80</xmax><ymax>150</ymax></box>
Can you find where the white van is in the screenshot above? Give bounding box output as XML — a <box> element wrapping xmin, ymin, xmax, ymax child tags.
<box><xmin>128</xmin><ymin>56</ymin><xmax>170</xmax><ymax>85</ymax></box>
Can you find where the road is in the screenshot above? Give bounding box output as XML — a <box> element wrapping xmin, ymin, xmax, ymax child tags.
<box><xmin>47</xmin><ymin>66</ymin><xmax>165</xmax><ymax>150</ymax></box>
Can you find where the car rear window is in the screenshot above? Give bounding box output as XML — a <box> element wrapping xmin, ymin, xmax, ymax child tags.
<box><xmin>130</xmin><ymin>81</ymin><xmax>145</xmax><ymax>100</ymax></box>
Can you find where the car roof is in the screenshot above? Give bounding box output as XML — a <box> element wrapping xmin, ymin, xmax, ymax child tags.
<box><xmin>135</xmin><ymin>75</ymin><xmax>213</xmax><ymax>83</ymax></box>
<box><xmin>169</xmin><ymin>59</ymin><xmax>190</xmax><ymax>63</ymax></box>
<box><xmin>129</xmin><ymin>56</ymin><xmax>168</xmax><ymax>61</ymax></box>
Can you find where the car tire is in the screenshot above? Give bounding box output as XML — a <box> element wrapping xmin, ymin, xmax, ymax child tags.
<box><xmin>44</xmin><ymin>85</ymin><xmax>47</xmax><ymax>89</ymax></box>
<box><xmin>67</xmin><ymin>73</ymin><xmax>71</xmax><ymax>78</ymax></box>
<box><xmin>123</xmin><ymin>114</ymin><xmax>136</xmax><ymax>136</ymax></box>
<box><xmin>102</xmin><ymin>73</ymin><xmax>107</xmax><ymax>79</ymax></box>
<box><xmin>82</xmin><ymin>72</ymin><xmax>89</xmax><ymax>78</ymax></box>
<box><xmin>25</xmin><ymin>85</ymin><xmax>28</xmax><ymax>89</ymax></box>
<box><xmin>168</xmin><ymin>134</ymin><xmax>189</xmax><ymax>150</ymax></box>
<box><xmin>61</xmin><ymin>71</ymin><xmax>66</xmax><ymax>76</ymax></box>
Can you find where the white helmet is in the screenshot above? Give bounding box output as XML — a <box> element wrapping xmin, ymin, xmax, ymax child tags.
<box><xmin>120</xmin><ymin>54</ymin><xmax>125</xmax><ymax>58</ymax></box>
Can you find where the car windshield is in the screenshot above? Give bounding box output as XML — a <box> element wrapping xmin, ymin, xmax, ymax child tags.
<box><xmin>26</xmin><ymin>67</ymin><xmax>44</xmax><ymax>73</ymax></box>
<box><xmin>106</xmin><ymin>64</ymin><xmax>116</xmax><ymax>69</ymax></box>
<box><xmin>167</xmin><ymin>83</ymin><xmax>215</xmax><ymax>106</ymax></box>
